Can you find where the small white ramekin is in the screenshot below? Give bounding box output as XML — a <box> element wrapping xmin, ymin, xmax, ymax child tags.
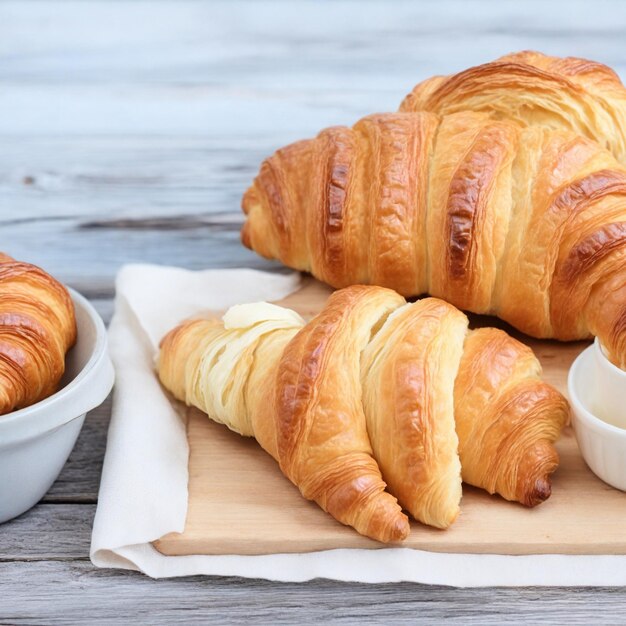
<box><xmin>0</xmin><ymin>288</ymin><xmax>114</xmax><ymax>523</ymax></box>
<box><xmin>588</xmin><ymin>338</ymin><xmax>626</xmax><ymax>430</ymax></box>
<box><xmin>568</xmin><ymin>341</ymin><xmax>626</xmax><ymax>492</ymax></box>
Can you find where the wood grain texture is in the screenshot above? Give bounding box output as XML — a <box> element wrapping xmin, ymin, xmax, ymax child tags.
<box><xmin>3</xmin><ymin>0</ymin><xmax>626</xmax><ymax>622</ymax></box>
<box><xmin>2</xmin><ymin>562</ymin><xmax>626</xmax><ymax>626</ymax></box>
<box><xmin>0</xmin><ymin>504</ymin><xmax>94</xmax><ymax>562</ymax></box>
<box><xmin>2</xmin><ymin>507</ymin><xmax>626</xmax><ymax>624</ymax></box>
<box><xmin>161</xmin><ymin>413</ymin><xmax>624</xmax><ymax>556</ymax></box>
<box><xmin>3</xmin><ymin>504</ymin><xmax>626</xmax><ymax>624</ymax></box>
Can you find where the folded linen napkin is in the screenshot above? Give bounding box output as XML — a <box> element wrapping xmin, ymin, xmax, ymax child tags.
<box><xmin>90</xmin><ymin>264</ymin><xmax>626</xmax><ymax>585</ymax></box>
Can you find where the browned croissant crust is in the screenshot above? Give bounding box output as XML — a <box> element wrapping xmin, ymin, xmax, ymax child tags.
<box><xmin>455</xmin><ymin>328</ymin><xmax>568</xmax><ymax>506</ymax></box>
<box><xmin>241</xmin><ymin>110</ymin><xmax>626</xmax><ymax>368</ymax></box>
<box><xmin>0</xmin><ymin>253</ymin><xmax>77</xmax><ymax>415</ymax></box>
<box><xmin>360</xmin><ymin>297</ymin><xmax>466</xmax><ymax>529</ymax></box>
<box><xmin>400</xmin><ymin>51</ymin><xmax>626</xmax><ymax>164</ymax></box>
<box><xmin>158</xmin><ymin>285</ymin><xmax>568</xmax><ymax>543</ymax></box>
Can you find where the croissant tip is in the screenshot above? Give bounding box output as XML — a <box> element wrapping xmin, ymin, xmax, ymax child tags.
<box><xmin>525</xmin><ymin>476</ymin><xmax>553</xmax><ymax>507</ymax></box>
<box><xmin>388</xmin><ymin>514</ymin><xmax>411</xmax><ymax>543</ymax></box>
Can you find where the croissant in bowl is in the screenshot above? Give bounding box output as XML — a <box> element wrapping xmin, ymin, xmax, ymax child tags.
<box><xmin>158</xmin><ymin>286</ymin><xmax>568</xmax><ymax>543</ymax></box>
<box><xmin>242</xmin><ymin>109</ymin><xmax>626</xmax><ymax>369</ymax></box>
<box><xmin>0</xmin><ymin>253</ymin><xmax>77</xmax><ymax>415</ymax></box>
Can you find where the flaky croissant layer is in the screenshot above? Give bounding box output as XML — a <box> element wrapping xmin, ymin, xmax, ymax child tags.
<box><xmin>0</xmin><ymin>253</ymin><xmax>77</xmax><ymax>415</ymax></box>
<box><xmin>242</xmin><ymin>107</ymin><xmax>626</xmax><ymax>369</ymax></box>
<box><xmin>400</xmin><ymin>51</ymin><xmax>626</xmax><ymax>165</ymax></box>
<box><xmin>158</xmin><ymin>285</ymin><xmax>569</xmax><ymax>543</ymax></box>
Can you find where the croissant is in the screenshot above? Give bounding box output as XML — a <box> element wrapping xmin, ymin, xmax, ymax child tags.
<box><xmin>158</xmin><ymin>285</ymin><xmax>568</xmax><ymax>543</ymax></box>
<box><xmin>0</xmin><ymin>253</ymin><xmax>77</xmax><ymax>415</ymax></box>
<box><xmin>400</xmin><ymin>51</ymin><xmax>626</xmax><ymax>164</ymax></box>
<box><xmin>360</xmin><ymin>297</ymin><xmax>465</xmax><ymax>529</ymax></box>
<box><xmin>455</xmin><ymin>328</ymin><xmax>568</xmax><ymax>506</ymax></box>
<box><xmin>242</xmin><ymin>109</ymin><xmax>626</xmax><ymax>368</ymax></box>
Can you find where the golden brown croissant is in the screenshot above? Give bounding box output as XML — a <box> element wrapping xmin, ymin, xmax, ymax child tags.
<box><xmin>455</xmin><ymin>328</ymin><xmax>569</xmax><ymax>506</ymax></box>
<box><xmin>242</xmin><ymin>110</ymin><xmax>626</xmax><ymax>368</ymax></box>
<box><xmin>360</xmin><ymin>297</ymin><xmax>466</xmax><ymax>529</ymax></box>
<box><xmin>400</xmin><ymin>51</ymin><xmax>626</xmax><ymax>164</ymax></box>
<box><xmin>0</xmin><ymin>253</ymin><xmax>77</xmax><ymax>415</ymax></box>
<box><xmin>158</xmin><ymin>285</ymin><xmax>568</xmax><ymax>542</ymax></box>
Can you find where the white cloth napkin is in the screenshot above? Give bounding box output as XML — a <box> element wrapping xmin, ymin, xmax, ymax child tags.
<box><xmin>91</xmin><ymin>264</ymin><xmax>626</xmax><ymax>586</ymax></box>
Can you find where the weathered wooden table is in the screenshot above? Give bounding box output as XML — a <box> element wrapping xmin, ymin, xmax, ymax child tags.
<box><xmin>2</xmin><ymin>1</ymin><xmax>626</xmax><ymax>622</ymax></box>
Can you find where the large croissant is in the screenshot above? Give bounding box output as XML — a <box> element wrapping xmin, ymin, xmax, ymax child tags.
<box><xmin>242</xmin><ymin>109</ymin><xmax>626</xmax><ymax>368</ymax></box>
<box><xmin>400</xmin><ymin>51</ymin><xmax>626</xmax><ymax>164</ymax></box>
<box><xmin>0</xmin><ymin>253</ymin><xmax>77</xmax><ymax>415</ymax></box>
<box><xmin>158</xmin><ymin>285</ymin><xmax>568</xmax><ymax>543</ymax></box>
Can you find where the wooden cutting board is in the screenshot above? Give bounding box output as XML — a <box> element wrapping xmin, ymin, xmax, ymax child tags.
<box><xmin>154</xmin><ymin>278</ymin><xmax>626</xmax><ymax>556</ymax></box>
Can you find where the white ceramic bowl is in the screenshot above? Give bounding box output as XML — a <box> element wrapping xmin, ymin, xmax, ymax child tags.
<box><xmin>0</xmin><ymin>288</ymin><xmax>114</xmax><ymax>523</ymax></box>
<box><xmin>568</xmin><ymin>343</ymin><xmax>626</xmax><ymax>492</ymax></box>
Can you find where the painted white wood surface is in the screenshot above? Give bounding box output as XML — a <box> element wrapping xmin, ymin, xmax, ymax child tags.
<box><xmin>2</xmin><ymin>1</ymin><xmax>626</xmax><ymax>623</ymax></box>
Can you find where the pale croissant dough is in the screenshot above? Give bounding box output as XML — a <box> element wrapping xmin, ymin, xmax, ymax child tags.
<box><xmin>158</xmin><ymin>286</ymin><xmax>568</xmax><ymax>543</ymax></box>
<box><xmin>0</xmin><ymin>253</ymin><xmax>77</xmax><ymax>415</ymax></box>
<box><xmin>242</xmin><ymin>109</ymin><xmax>626</xmax><ymax>369</ymax></box>
<box><xmin>400</xmin><ymin>51</ymin><xmax>626</xmax><ymax>164</ymax></box>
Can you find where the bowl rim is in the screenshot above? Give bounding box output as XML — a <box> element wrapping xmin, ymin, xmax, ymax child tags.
<box><xmin>568</xmin><ymin>344</ymin><xmax>626</xmax><ymax>440</ymax></box>
<box><xmin>593</xmin><ymin>337</ymin><xmax>626</xmax><ymax>378</ymax></box>
<box><xmin>0</xmin><ymin>287</ymin><xmax>113</xmax><ymax>438</ymax></box>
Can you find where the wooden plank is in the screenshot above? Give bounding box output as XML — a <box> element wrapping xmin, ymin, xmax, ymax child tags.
<box><xmin>0</xmin><ymin>135</ymin><xmax>272</xmax><ymax>225</ymax></box>
<box><xmin>0</xmin><ymin>135</ymin><xmax>280</xmax><ymax>286</ymax></box>
<box><xmin>154</xmin><ymin>279</ymin><xmax>623</xmax><ymax>557</ymax></box>
<box><xmin>3</xmin><ymin>1</ymin><xmax>626</xmax><ymax>138</ymax></box>
<box><xmin>0</xmin><ymin>504</ymin><xmax>93</xmax><ymax>561</ymax></box>
<box><xmin>1</xmin><ymin>503</ymin><xmax>625</xmax><ymax>622</ymax></box>
<box><xmin>1</xmin><ymin>560</ymin><xmax>626</xmax><ymax>625</ymax></box>
<box><xmin>1</xmin><ymin>503</ymin><xmax>626</xmax><ymax>623</ymax></box>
